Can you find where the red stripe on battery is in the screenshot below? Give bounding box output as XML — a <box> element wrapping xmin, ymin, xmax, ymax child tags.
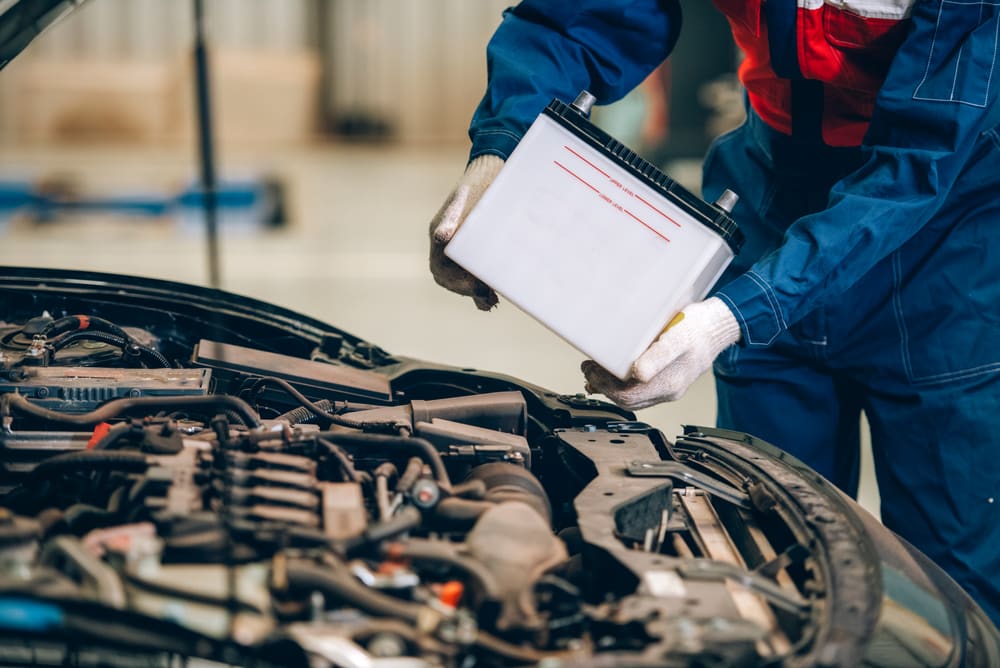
<box><xmin>554</xmin><ymin>160</ymin><xmax>671</xmax><ymax>244</ymax></box>
<box><xmin>553</xmin><ymin>161</ymin><xmax>600</xmax><ymax>193</ymax></box>
<box><xmin>625</xmin><ymin>209</ymin><xmax>670</xmax><ymax>243</ymax></box>
<box><xmin>635</xmin><ymin>195</ymin><xmax>682</xmax><ymax>228</ymax></box>
<box><xmin>563</xmin><ymin>146</ymin><xmax>610</xmax><ymax>178</ymax></box>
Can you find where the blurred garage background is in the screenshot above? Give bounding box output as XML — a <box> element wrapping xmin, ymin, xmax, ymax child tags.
<box><xmin>0</xmin><ymin>0</ymin><xmax>878</xmax><ymax>513</ymax></box>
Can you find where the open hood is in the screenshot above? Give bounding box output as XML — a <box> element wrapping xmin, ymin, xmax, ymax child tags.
<box><xmin>0</xmin><ymin>0</ymin><xmax>88</xmax><ymax>70</ymax></box>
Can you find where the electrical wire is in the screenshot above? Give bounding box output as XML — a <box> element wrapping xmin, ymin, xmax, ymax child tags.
<box><xmin>246</xmin><ymin>376</ymin><xmax>400</xmax><ymax>431</ymax></box>
<box><xmin>50</xmin><ymin>330</ymin><xmax>171</xmax><ymax>368</ymax></box>
<box><xmin>316</xmin><ymin>437</ymin><xmax>361</xmax><ymax>483</ymax></box>
<box><xmin>313</xmin><ymin>431</ymin><xmax>450</xmax><ymax>488</ymax></box>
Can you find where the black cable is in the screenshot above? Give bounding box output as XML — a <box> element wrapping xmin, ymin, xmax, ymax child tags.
<box><xmin>284</xmin><ymin>561</ymin><xmax>427</xmax><ymax>623</ymax></box>
<box><xmin>49</xmin><ymin>330</ymin><xmax>172</xmax><ymax>368</ymax></box>
<box><xmin>284</xmin><ymin>561</ymin><xmax>556</xmax><ymax>664</ymax></box>
<box><xmin>273</xmin><ymin>400</ymin><xmax>332</xmax><ymax>425</ymax></box>
<box><xmin>41</xmin><ymin>315</ymin><xmax>131</xmax><ymax>341</ymax></box>
<box><xmin>247</xmin><ymin>376</ymin><xmax>399</xmax><ymax>430</ymax></box>
<box><xmin>314</xmin><ymin>431</ymin><xmax>450</xmax><ymax>488</ymax></box>
<box><xmin>90</xmin><ymin>421</ymin><xmax>136</xmax><ymax>450</ymax></box>
<box><xmin>381</xmin><ymin>538</ymin><xmax>497</xmax><ymax>597</ymax></box>
<box><xmin>2</xmin><ymin>392</ymin><xmax>261</xmax><ymax>428</ymax></box>
<box><xmin>25</xmin><ymin>450</ymin><xmax>148</xmax><ymax>481</ymax></box>
<box><xmin>432</xmin><ymin>497</ymin><xmax>494</xmax><ymax>526</ymax></box>
<box><xmin>316</xmin><ymin>437</ymin><xmax>361</xmax><ymax>482</ymax></box>
<box><xmin>340</xmin><ymin>506</ymin><xmax>423</xmax><ymax>557</ymax></box>
<box><xmin>396</xmin><ymin>457</ymin><xmax>424</xmax><ymax>494</ymax></box>
<box><xmin>50</xmin><ymin>329</ymin><xmax>126</xmax><ymax>351</ymax></box>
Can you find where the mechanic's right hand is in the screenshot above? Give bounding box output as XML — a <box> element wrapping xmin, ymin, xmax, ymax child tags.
<box><xmin>429</xmin><ymin>155</ymin><xmax>505</xmax><ymax>311</ymax></box>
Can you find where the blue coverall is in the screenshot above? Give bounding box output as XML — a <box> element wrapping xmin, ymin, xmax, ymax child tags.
<box><xmin>467</xmin><ymin>0</ymin><xmax>1000</xmax><ymax>626</ymax></box>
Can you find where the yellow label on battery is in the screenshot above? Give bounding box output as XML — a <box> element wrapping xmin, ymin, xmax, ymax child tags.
<box><xmin>661</xmin><ymin>312</ymin><xmax>685</xmax><ymax>335</ymax></box>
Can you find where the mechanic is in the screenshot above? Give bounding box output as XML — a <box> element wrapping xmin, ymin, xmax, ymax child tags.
<box><xmin>427</xmin><ymin>1</ymin><xmax>1000</xmax><ymax>626</ymax></box>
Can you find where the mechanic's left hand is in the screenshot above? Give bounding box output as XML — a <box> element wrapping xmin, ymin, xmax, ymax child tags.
<box><xmin>582</xmin><ymin>297</ymin><xmax>741</xmax><ymax>410</ymax></box>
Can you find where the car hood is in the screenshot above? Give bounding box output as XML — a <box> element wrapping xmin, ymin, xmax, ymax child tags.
<box><xmin>0</xmin><ymin>0</ymin><xmax>88</xmax><ymax>70</ymax></box>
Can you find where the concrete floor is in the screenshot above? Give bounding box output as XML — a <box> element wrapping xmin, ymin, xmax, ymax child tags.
<box><xmin>0</xmin><ymin>141</ymin><xmax>880</xmax><ymax>516</ymax></box>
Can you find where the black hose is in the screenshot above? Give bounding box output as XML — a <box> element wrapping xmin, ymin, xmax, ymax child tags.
<box><xmin>50</xmin><ymin>330</ymin><xmax>171</xmax><ymax>368</ymax></box>
<box><xmin>41</xmin><ymin>315</ymin><xmax>130</xmax><ymax>341</ymax></box>
<box><xmin>248</xmin><ymin>377</ymin><xmax>399</xmax><ymax>430</ymax></box>
<box><xmin>27</xmin><ymin>450</ymin><xmax>148</xmax><ymax>481</ymax></box>
<box><xmin>50</xmin><ymin>330</ymin><xmax>125</xmax><ymax>352</ymax></box>
<box><xmin>2</xmin><ymin>392</ymin><xmax>261</xmax><ymax>428</ymax></box>
<box><xmin>342</xmin><ymin>506</ymin><xmax>423</xmax><ymax>556</ymax></box>
<box><xmin>316</xmin><ymin>437</ymin><xmax>361</xmax><ymax>483</ymax></box>
<box><xmin>284</xmin><ymin>561</ymin><xmax>428</xmax><ymax>623</ymax></box>
<box><xmin>90</xmin><ymin>422</ymin><xmax>135</xmax><ymax>450</ymax></box>
<box><xmin>248</xmin><ymin>377</ymin><xmax>354</xmax><ymax>429</ymax></box>
<box><xmin>38</xmin><ymin>315</ymin><xmax>171</xmax><ymax>368</ymax></box>
<box><xmin>433</xmin><ymin>497</ymin><xmax>494</xmax><ymax>526</ymax></box>
<box><xmin>273</xmin><ymin>399</ymin><xmax>382</xmax><ymax>425</ymax></box>
<box><xmin>285</xmin><ymin>560</ymin><xmax>556</xmax><ymax>665</ymax></box>
<box><xmin>274</xmin><ymin>400</ymin><xmax>332</xmax><ymax>425</ymax></box>
<box><xmin>381</xmin><ymin>538</ymin><xmax>498</xmax><ymax>598</ymax></box>
<box><xmin>473</xmin><ymin>630</ymin><xmax>552</xmax><ymax>665</ymax></box>
<box><xmin>396</xmin><ymin>457</ymin><xmax>424</xmax><ymax>495</ymax></box>
<box><xmin>314</xmin><ymin>431</ymin><xmax>450</xmax><ymax>488</ymax></box>
<box><xmin>448</xmin><ymin>479</ymin><xmax>487</xmax><ymax>499</ymax></box>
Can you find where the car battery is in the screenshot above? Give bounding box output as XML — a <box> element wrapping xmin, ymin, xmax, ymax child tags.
<box><xmin>445</xmin><ymin>91</ymin><xmax>744</xmax><ymax>380</ymax></box>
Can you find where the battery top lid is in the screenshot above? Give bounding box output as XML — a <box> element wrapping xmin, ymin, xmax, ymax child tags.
<box><xmin>544</xmin><ymin>92</ymin><xmax>744</xmax><ymax>255</ymax></box>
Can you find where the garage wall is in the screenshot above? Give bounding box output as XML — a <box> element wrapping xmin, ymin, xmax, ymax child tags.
<box><xmin>0</xmin><ymin>0</ymin><xmax>508</xmax><ymax>145</ymax></box>
<box><xmin>22</xmin><ymin>0</ymin><xmax>311</xmax><ymax>59</ymax></box>
<box><xmin>322</xmin><ymin>0</ymin><xmax>509</xmax><ymax>143</ymax></box>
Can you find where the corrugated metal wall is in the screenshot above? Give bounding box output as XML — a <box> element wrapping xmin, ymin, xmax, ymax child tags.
<box><xmin>323</xmin><ymin>0</ymin><xmax>510</xmax><ymax>142</ymax></box>
<box><xmin>24</xmin><ymin>0</ymin><xmax>312</xmax><ymax>59</ymax></box>
<box><xmin>3</xmin><ymin>0</ymin><xmax>509</xmax><ymax>144</ymax></box>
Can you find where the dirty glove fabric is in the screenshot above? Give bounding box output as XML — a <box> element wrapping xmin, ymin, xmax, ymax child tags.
<box><xmin>582</xmin><ymin>297</ymin><xmax>741</xmax><ymax>410</ymax></box>
<box><xmin>428</xmin><ymin>155</ymin><xmax>505</xmax><ymax>311</ymax></box>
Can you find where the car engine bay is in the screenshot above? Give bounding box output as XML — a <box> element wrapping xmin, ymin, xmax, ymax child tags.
<box><xmin>0</xmin><ymin>269</ymin><xmax>993</xmax><ymax>668</ymax></box>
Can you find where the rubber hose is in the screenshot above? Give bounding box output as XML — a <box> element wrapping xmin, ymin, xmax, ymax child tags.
<box><xmin>28</xmin><ymin>450</ymin><xmax>148</xmax><ymax>481</ymax></box>
<box><xmin>316</xmin><ymin>437</ymin><xmax>361</xmax><ymax>482</ymax></box>
<box><xmin>285</xmin><ymin>562</ymin><xmax>427</xmax><ymax>623</ymax></box>
<box><xmin>41</xmin><ymin>315</ymin><xmax>130</xmax><ymax>341</ymax></box>
<box><xmin>315</xmin><ymin>431</ymin><xmax>450</xmax><ymax>488</ymax></box>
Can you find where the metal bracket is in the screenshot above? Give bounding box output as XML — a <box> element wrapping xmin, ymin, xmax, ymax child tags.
<box><xmin>627</xmin><ymin>460</ymin><xmax>751</xmax><ymax>509</ymax></box>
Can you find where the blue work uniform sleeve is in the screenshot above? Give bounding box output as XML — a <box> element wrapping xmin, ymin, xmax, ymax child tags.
<box><xmin>715</xmin><ymin>1</ymin><xmax>1000</xmax><ymax>346</ymax></box>
<box><xmin>469</xmin><ymin>0</ymin><xmax>681</xmax><ymax>162</ymax></box>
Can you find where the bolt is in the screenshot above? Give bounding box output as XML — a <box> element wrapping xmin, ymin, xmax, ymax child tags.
<box><xmin>128</xmin><ymin>388</ymin><xmax>142</xmax><ymax>398</ymax></box>
<box><xmin>368</xmin><ymin>632</ymin><xmax>406</xmax><ymax>657</ymax></box>
<box><xmin>411</xmin><ymin>479</ymin><xmax>441</xmax><ymax>509</ymax></box>
<box><xmin>27</xmin><ymin>336</ymin><xmax>47</xmax><ymax>357</ymax></box>
<box><xmin>310</xmin><ymin>591</ymin><xmax>325</xmax><ymax>621</ymax></box>
<box><xmin>505</xmin><ymin>451</ymin><xmax>525</xmax><ymax>464</ymax></box>
<box><xmin>35</xmin><ymin>387</ymin><xmax>49</xmax><ymax>398</ymax></box>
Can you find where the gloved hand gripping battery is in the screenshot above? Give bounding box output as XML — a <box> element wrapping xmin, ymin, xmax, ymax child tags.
<box><xmin>583</xmin><ymin>297</ymin><xmax>741</xmax><ymax>409</ymax></box>
<box><xmin>428</xmin><ymin>155</ymin><xmax>505</xmax><ymax>311</ymax></box>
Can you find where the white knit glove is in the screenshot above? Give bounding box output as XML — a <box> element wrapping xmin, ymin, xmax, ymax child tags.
<box><xmin>582</xmin><ymin>297</ymin><xmax>741</xmax><ymax>410</ymax></box>
<box><xmin>429</xmin><ymin>155</ymin><xmax>505</xmax><ymax>311</ymax></box>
